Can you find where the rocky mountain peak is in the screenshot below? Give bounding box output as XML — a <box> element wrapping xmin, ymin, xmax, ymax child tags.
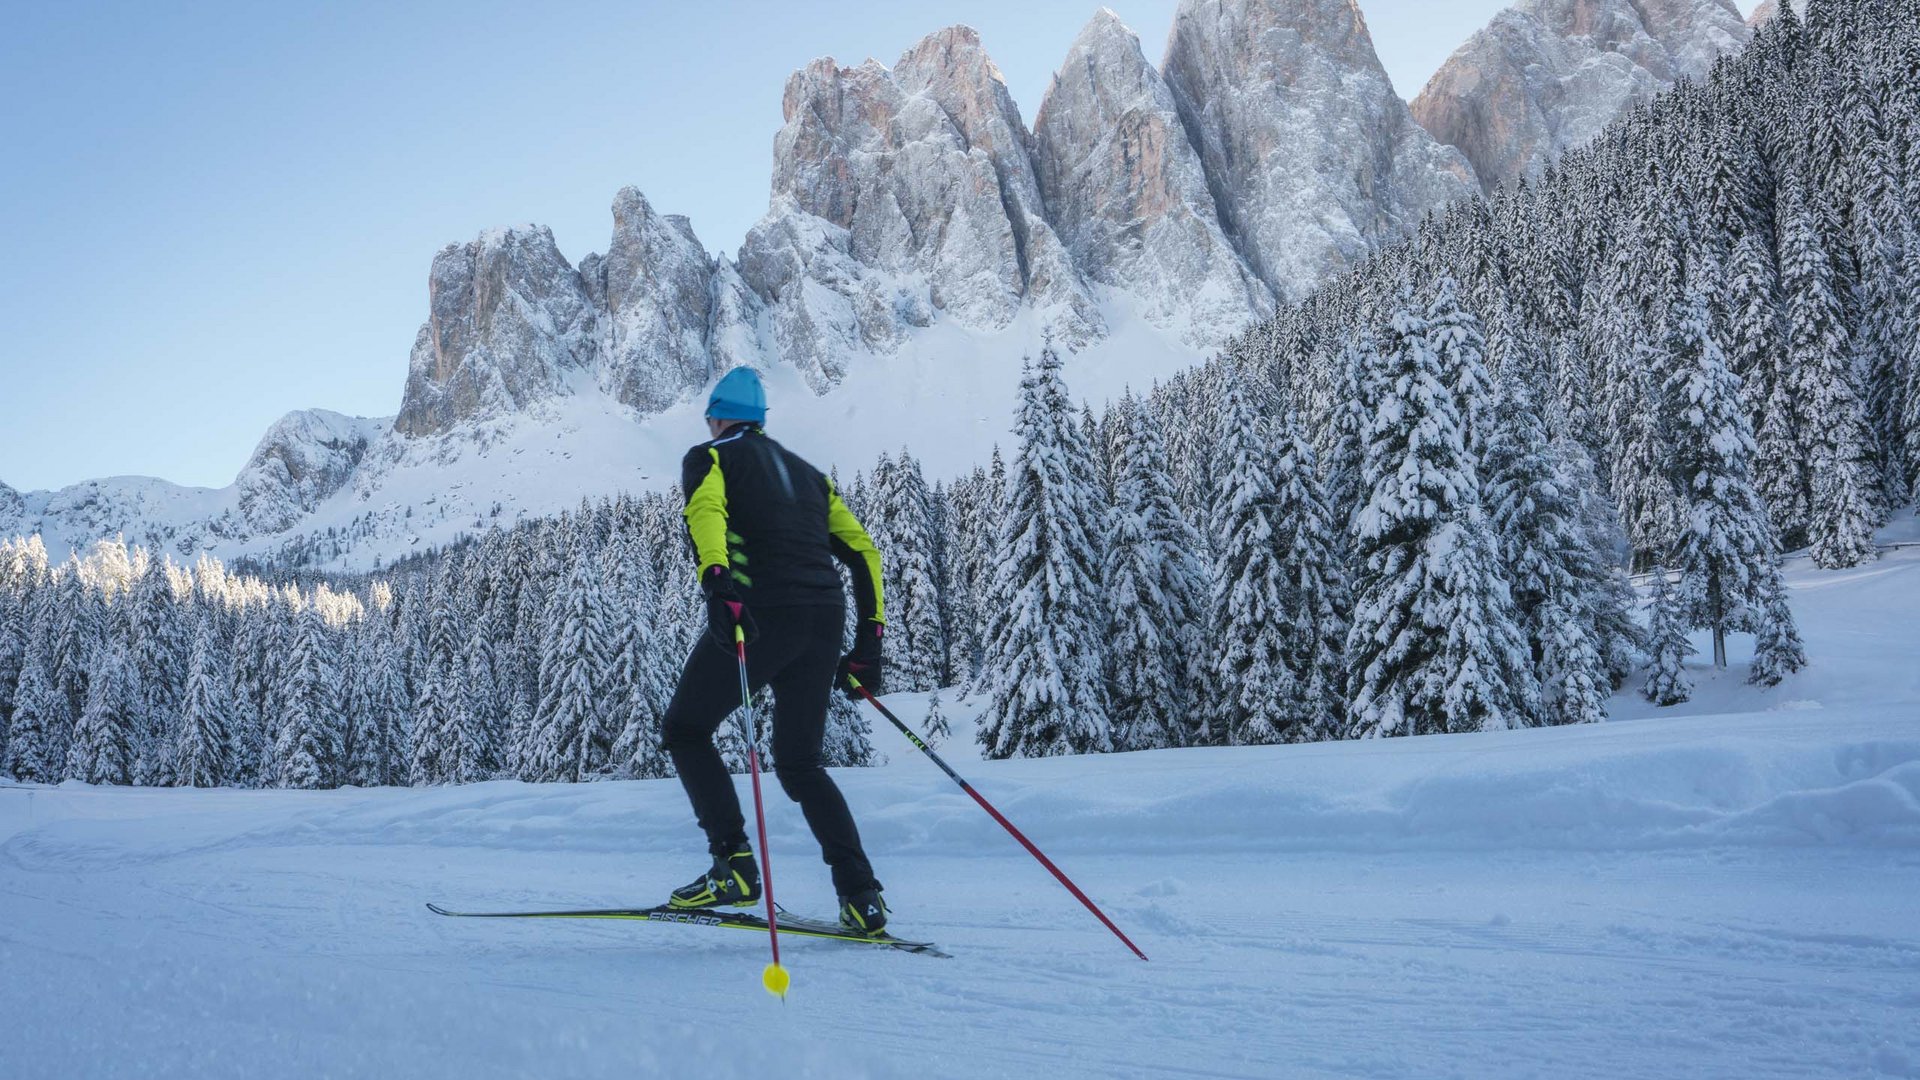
<box><xmin>1412</xmin><ymin>0</ymin><xmax>1749</xmax><ymax>191</ymax></box>
<box><xmin>743</xmin><ymin>25</ymin><xmax>1100</xmax><ymax>391</ymax></box>
<box><xmin>1162</xmin><ymin>0</ymin><xmax>1478</xmax><ymax>301</ymax></box>
<box><xmin>394</xmin><ymin>225</ymin><xmax>597</xmax><ymax>439</ymax></box>
<box><xmin>235</xmin><ymin>410</ymin><xmax>383</xmax><ymax>533</ymax></box>
<box><xmin>588</xmin><ymin>186</ymin><xmax>732</xmax><ymax>413</ymax></box>
<box><xmin>1034</xmin><ymin>7</ymin><xmax>1273</xmax><ymax>344</ymax></box>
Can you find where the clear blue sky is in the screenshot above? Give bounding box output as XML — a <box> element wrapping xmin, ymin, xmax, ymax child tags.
<box><xmin>4</xmin><ymin>0</ymin><xmax>1741</xmax><ymax>492</ymax></box>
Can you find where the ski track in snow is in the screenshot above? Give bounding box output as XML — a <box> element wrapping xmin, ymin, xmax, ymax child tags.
<box><xmin>4</xmin><ymin>548</ymin><xmax>1920</xmax><ymax>1078</ymax></box>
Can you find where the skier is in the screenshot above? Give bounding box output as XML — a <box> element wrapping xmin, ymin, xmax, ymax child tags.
<box><xmin>660</xmin><ymin>366</ymin><xmax>892</xmax><ymax>935</ymax></box>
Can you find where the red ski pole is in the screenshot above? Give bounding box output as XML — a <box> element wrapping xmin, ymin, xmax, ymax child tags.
<box><xmin>736</xmin><ymin>627</ymin><xmax>789</xmax><ymax>998</ymax></box>
<box><xmin>848</xmin><ymin>678</ymin><xmax>1147</xmax><ymax>961</ymax></box>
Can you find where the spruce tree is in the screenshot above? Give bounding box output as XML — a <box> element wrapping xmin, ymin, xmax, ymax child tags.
<box><xmin>0</xmin><ymin>580</ymin><xmax>27</xmax><ymax>760</ymax></box>
<box><xmin>1102</xmin><ymin>396</ymin><xmax>1206</xmax><ymax>750</ymax></box>
<box><xmin>1749</xmin><ymin>576</ymin><xmax>1809</xmax><ymax>687</ymax></box>
<box><xmin>530</xmin><ymin>549</ymin><xmax>613</xmax><ymax>781</ymax></box>
<box><xmin>868</xmin><ymin>451</ymin><xmax>946</xmax><ymax>693</ymax></box>
<box><xmin>1642</xmin><ymin>568</ymin><xmax>1695</xmax><ymax>706</ymax></box>
<box><xmin>175</xmin><ymin>613</ymin><xmax>234</xmax><ymax>788</ymax></box>
<box><xmin>1779</xmin><ymin>167</ymin><xmax>1881</xmax><ymax>567</ymax></box>
<box><xmin>1272</xmin><ymin>408</ymin><xmax>1350</xmax><ymax>745</ymax></box>
<box><xmin>1485</xmin><ymin>371</ymin><xmax>1616</xmax><ymax>726</ymax></box>
<box><xmin>975</xmin><ymin>349</ymin><xmax>1111</xmax><ymax>759</ymax></box>
<box><xmin>1664</xmin><ymin>280</ymin><xmax>1802</xmax><ymax>672</ymax></box>
<box><xmin>275</xmin><ymin>601</ymin><xmax>344</xmax><ymax>789</ymax></box>
<box><xmin>452</xmin><ymin>624</ymin><xmax>502</xmax><ymax>782</ymax></box>
<box><xmin>126</xmin><ymin>560</ymin><xmax>185</xmax><ymax>786</ymax></box>
<box><xmin>1207</xmin><ymin>367</ymin><xmax>1294</xmax><ymax>746</ymax></box>
<box><xmin>67</xmin><ymin>645</ymin><xmax>137</xmax><ymax>785</ymax></box>
<box><xmin>1345</xmin><ymin>283</ymin><xmax>1535</xmax><ymax>738</ymax></box>
<box><xmin>3</xmin><ymin>599</ymin><xmax>66</xmax><ymax>783</ymax></box>
<box><xmin>226</xmin><ymin>598</ymin><xmax>275</xmax><ymax>788</ymax></box>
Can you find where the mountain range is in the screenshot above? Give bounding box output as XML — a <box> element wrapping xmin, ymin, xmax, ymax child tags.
<box><xmin>1</xmin><ymin>0</ymin><xmax>1757</xmax><ymax>571</ymax></box>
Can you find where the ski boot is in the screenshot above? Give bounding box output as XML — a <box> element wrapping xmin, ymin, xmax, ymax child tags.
<box><xmin>838</xmin><ymin>887</ymin><xmax>888</xmax><ymax>936</ymax></box>
<box><xmin>668</xmin><ymin>847</ymin><xmax>761</xmax><ymax>909</ymax></box>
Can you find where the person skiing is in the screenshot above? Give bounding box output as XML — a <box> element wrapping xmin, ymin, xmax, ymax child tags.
<box><xmin>660</xmin><ymin>366</ymin><xmax>891</xmax><ymax>935</ymax></box>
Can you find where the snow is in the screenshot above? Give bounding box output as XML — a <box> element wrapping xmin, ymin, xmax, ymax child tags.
<box><xmin>5</xmin><ymin>545</ymin><xmax>1920</xmax><ymax>1076</ymax></box>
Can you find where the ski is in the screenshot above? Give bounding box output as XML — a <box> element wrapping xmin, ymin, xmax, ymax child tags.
<box><xmin>425</xmin><ymin>902</ymin><xmax>951</xmax><ymax>958</ymax></box>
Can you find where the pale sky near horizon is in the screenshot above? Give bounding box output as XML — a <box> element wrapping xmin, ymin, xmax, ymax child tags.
<box><xmin>0</xmin><ymin>0</ymin><xmax>1764</xmax><ymax>493</ymax></box>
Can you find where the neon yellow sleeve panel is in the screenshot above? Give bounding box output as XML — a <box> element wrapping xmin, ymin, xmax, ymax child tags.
<box><xmin>826</xmin><ymin>479</ymin><xmax>886</xmax><ymax>624</ymax></box>
<box><xmin>683</xmin><ymin>448</ymin><xmax>730</xmax><ymax>578</ymax></box>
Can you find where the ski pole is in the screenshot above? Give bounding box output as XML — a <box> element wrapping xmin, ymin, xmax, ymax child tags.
<box><xmin>736</xmin><ymin>626</ymin><xmax>789</xmax><ymax>998</ymax></box>
<box><xmin>847</xmin><ymin>678</ymin><xmax>1148</xmax><ymax>962</ymax></box>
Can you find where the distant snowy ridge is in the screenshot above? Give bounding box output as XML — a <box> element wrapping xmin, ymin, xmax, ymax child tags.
<box><xmin>3</xmin><ymin>0</ymin><xmax>1483</xmax><ymax>571</ymax></box>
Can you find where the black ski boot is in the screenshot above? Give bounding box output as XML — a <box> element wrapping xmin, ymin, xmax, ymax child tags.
<box><xmin>838</xmin><ymin>887</ymin><xmax>888</xmax><ymax>936</ymax></box>
<box><xmin>668</xmin><ymin>847</ymin><xmax>761</xmax><ymax>909</ymax></box>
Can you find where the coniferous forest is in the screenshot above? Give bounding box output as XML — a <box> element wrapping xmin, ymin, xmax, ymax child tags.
<box><xmin>2</xmin><ymin>1</ymin><xmax>1915</xmax><ymax>787</ymax></box>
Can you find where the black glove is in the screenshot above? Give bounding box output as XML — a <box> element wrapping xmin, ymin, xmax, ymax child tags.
<box><xmin>837</xmin><ymin>620</ymin><xmax>885</xmax><ymax>699</ymax></box>
<box><xmin>701</xmin><ymin>566</ymin><xmax>758</xmax><ymax>651</ymax></box>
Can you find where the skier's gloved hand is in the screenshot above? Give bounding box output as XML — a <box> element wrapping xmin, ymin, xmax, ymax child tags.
<box><xmin>701</xmin><ymin>565</ymin><xmax>758</xmax><ymax>650</ymax></box>
<box><xmin>837</xmin><ymin>619</ymin><xmax>884</xmax><ymax>699</ymax></box>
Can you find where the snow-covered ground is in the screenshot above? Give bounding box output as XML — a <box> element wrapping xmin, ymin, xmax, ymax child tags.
<box><xmin>5</xmin><ymin>542</ymin><xmax>1919</xmax><ymax>1079</ymax></box>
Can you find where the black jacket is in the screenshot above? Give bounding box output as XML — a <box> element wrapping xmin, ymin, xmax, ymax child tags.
<box><xmin>679</xmin><ymin>425</ymin><xmax>884</xmax><ymax>622</ymax></box>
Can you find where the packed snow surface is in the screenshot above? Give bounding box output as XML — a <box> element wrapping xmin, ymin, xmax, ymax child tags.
<box><xmin>4</xmin><ymin>547</ymin><xmax>1919</xmax><ymax>1078</ymax></box>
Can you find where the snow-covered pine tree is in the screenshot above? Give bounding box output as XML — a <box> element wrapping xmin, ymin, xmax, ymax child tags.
<box><xmin>606</xmin><ymin>544</ymin><xmax>670</xmax><ymax>780</ymax></box>
<box><xmin>1322</xmin><ymin>336</ymin><xmax>1373</xmax><ymax>534</ymax></box>
<box><xmin>126</xmin><ymin>559</ymin><xmax>185</xmax><ymax>786</ymax></box>
<box><xmin>2</xmin><ymin>594</ymin><xmax>67</xmax><ymax>782</ymax></box>
<box><xmin>1730</xmin><ymin>226</ymin><xmax>1815</xmax><ymax>547</ymax></box>
<box><xmin>975</xmin><ymin>348</ymin><xmax>1111</xmax><ymax>759</ymax></box>
<box><xmin>530</xmin><ymin>546</ymin><xmax>613</xmax><ymax>782</ymax></box>
<box><xmin>451</xmin><ymin>623</ymin><xmax>501</xmax><ymax>783</ymax></box>
<box><xmin>226</xmin><ymin>596</ymin><xmax>275</xmax><ymax>788</ymax></box>
<box><xmin>1102</xmin><ymin>395</ymin><xmax>1210</xmax><ymax>750</ymax></box>
<box><xmin>409</xmin><ymin>568</ymin><xmax>464</xmax><ymax>785</ymax></box>
<box><xmin>175</xmin><ymin>612</ymin><xmax>233</xmax><ymax>788</ymax></box>
<box><xmin>274</xmin><ymin>600</ymin><xmax>345</xmax><ymax>789</ymax></box>
<box><xmin>48</xmin><ymin>565</ymin><xmax>100</xmax><ymax>750</ymax></box>
<box><xmin>1206</xmin><ymin>364</ymin><xmax>1293</xmax><ymax>746</ymax></box>
<box><xmin>1903</xmin><ymin>229</ymin><xmax>1920</xmax><ymax>499</ymax></box>
<box><xmin>67</xmin><ymin>643</ymin><xmax>137</xmax><ymax>784</ymax></box>
<box><xmin>1102</xmin><ymin>404</ymin><xmax>1182</xmax><ymax>752</ymax></box>
<box><xmin>1663</xmin><ymin>279</ymin><xmax>1804</xmax><ymax>674</ymax></box>
<box><xmin>1485</xmin><ymin>370</ymin><xmax>1615</xmax><ymax>726</ymax></box>
<box><xmin>1748</xmin><ymin>574</ymin><xmax>1809</xmax><ymax>687</ymax></box>
<box><xmin>922</xmin><ymin>687</ymin><xmax>950</xmax><ymax>748</ymax></box>
<box><xmin>1345</xmin><ymin>282</ymin><xmax>1535</xmax><ymax>738</ymax></box>
<box><xmin>868</xmin><ymin>451</ymin><xmax>946</xmax><ymax>692</ymax></box>
<box><xmin>1642</xmin><ymin>567</ymin><xmax>1694</xmax><ymax>706</ymax></box>
<box><xmin>1778</xmin><ymin>165</ymin><xmax>1881</xmax><ymax>568</ymax></box>
<box><xmin>1612</xmin><ymin>345</ymin><xmax>1686</xmax><ymax>563</ymax></box>
<box><xmin>0</xmin><ymin>576</ymin><xmax>27</xmax><ymax>760</ymax></box>
<box><xmin>1270</xmin><ymin>404</ymin><xmax>1350</xmax><ymax>741</ymax></box>
<box><xmin>1559</xmin><ymin>439</ymin><xmax>1645</xmax><ymax>686</ymax></box>
<box><xmin>821</xmin><ymin>689</ymin><xmax>874</xmax><ymax>768</ymax></box>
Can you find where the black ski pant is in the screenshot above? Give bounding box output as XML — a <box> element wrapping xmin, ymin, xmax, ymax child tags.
<box><xmin>660</xmin><ymin>603</ymin><xmax>879</xmax><ymax>897</ymax></box>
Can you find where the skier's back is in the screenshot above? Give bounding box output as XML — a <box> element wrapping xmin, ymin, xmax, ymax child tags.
<box><xmin>659</xmin><ymin>367</ymin><xmax>890</xmax><ymax>935</ymax></box>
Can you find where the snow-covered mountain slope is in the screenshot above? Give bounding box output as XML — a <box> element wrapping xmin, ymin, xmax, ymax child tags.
<box><xmin>1412</xmin><ymin>0</ymin><xmax>1750</xmax><ymax>191</ymax></box>
<box><xmin>5</xmin><ymin>544</ymin><xmax>1917</xmax><ymax>1078</ymax></box>
<box><xmin>7</xmin><ymin>3</ymin><xmax>1490</xmax><ymax>571</ymax></box>
<box><xmin>1</xmin><ymin>301</ymin><xmax>1203</xmax><ymax>572</ymax></box>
